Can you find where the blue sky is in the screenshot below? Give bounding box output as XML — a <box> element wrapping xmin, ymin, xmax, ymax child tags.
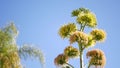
<box><xmin>0</xmin><ymin>0</ymin><xmax>120</xmax><ymax>68</ymax></box>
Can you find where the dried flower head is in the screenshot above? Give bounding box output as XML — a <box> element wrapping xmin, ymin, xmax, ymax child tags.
<box><xmin>54</xmin><ymin>54</ymin><xmax>69</xmax><ymax>66</ymax></box>
<box><xmin>89</xmin><ymin>55</ymin><xmax>106</xmax><ymax>67</ymax></box>
<box><xmin>64</xmin><ymin>46</ymin><xmax>80</xmax><ymax>58</ymax></box>
<box><xmin>86</xmin><ymin>49</ymin><xmax>104</xmax><ymax>58</ymax></box>
<box><xmin>90</xmin><ymin>29</ymin><xmax>106</xmax><ymax>42</ymax></box>
<box><xmin>87</xmin><ymin>49</ymin><xmax>106</xmax><ymax>67</ymax></box>
<box><xmin>77</xmin><ymin>12</ymin><xmax>97</xmax><ymax>28</ymax></box>
<box><xmin>58</xmin><ymin>23</ymin><xmax>77</xmax><ymax>38</ymax></box>
<box><xmin>69</xmin><ymin>31</ymin><xmax>88</xmax><ymax>45</ymax></box>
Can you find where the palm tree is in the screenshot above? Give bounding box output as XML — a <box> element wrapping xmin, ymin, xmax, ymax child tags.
<box><xmin>0</xmin><ymin>23</ymin><xmax>45</xmax><ymax>68</ymax></box>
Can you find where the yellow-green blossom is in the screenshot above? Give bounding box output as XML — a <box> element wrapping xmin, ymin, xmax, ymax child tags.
<box><xmin>69</xmin><ymin>31</ymin><xmax>88</xmax><ymax>45</ymax></box>
<box><xmin>54</xmin><ymin>54</ymin><xmax>69</xmax><ymax>66</ymax></box>
<box><xmin>85</xmin><ymin>35</ymin><xmax>96</xmax><ymax>48</ymax></box>
<box><xmin>58</xmin><ymin>23</ymin><xmax>77</xmax><ymax>38</ymax></box>
<box><xmin>64</xmin><ymin>46</ymin><xmax>80</xmax><ymax>58</ymax></box>
<box><xmin>72</xmin><ymin>7</ymin><xmax>90</xmax><ymax>17</ymax></box>
<box><xmin>90</xmin><ymin>29</ymin><xmax>106</xmax><ymax>42</ymax></box>
<box><xmin>77</xmin><ymin>12</ymin><xmax>97</xmax><ymax>27</ymax></box>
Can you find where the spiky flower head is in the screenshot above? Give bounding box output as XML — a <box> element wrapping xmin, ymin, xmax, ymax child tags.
<box><xmin>64</xmin><ymin>46</ymin><xmax>80</xmax><ymax>58</ymax></box>
<box><xmin>58</xmin><ymin>23</ymin><xmax>77</xmax><ymax>38</ymax></box>
<box><xmin>54</xmin><ymin>54</ymin><xmax>69</xmax><ymax>66</ymax></box>
<box><xmin>72</xmin><ymin>8</ymin><xmax>90</xmax><ymax>17</ymax></box>
<box><xmin>77</xmin><ymin>12</ymin><xmax>97</xmax><ymax>28</ymax></box>
<box><xmin>69</xmin><ymin>31</ymin><xmax>88</xmax><ymax>45</ymax></box>
<box><xmin>86</xmin><ymin>49</ymin><xmax>106</xmax><ymax>67</ymax></box>
<box><xmin>90</xmin><ymin>29</ymin><xmax>106</xmax><ymax>42</ymax></box>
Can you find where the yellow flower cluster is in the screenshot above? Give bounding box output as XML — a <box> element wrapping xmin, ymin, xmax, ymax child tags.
<box><xmin>64</xmin><ymin>46</ymin><xmax>80</xmax><ymax>58</ymax></box>
<box><xmin>85</xmin><ymin>35</ymin><xmax>96</xmax><ymax>48</ymax></box>
<box><xmin>58</xmin><ymin>23</ymin><xmax>77</xmax><ymax>38</ymax></box>
<box><xmin>77</xmin><ymin>12</ymin><xmax>97</xmax><ymax>27</ymax></box>
<box><xmin>72</xmin><ymin>8</ymin><xmax>90</xmax><ymax>17</ymax></box>
<box><xmin>90</xmin><ymin>29</ymin><xmax>106</xmax><ymax>42</ymax></box>
<box><xmin>54</xmin><ymin>54</ymin><xmax>68</xmax><ymax>66</ymax></box>
<box><xmin>69</xmin><ymin>31</ymin><xmax>88</xmax><ymax>45</ymax></box>
<box><xmin>86</xmin><ymin>49</ymin><xmax>106</xmax><ymax>67</ymax></box>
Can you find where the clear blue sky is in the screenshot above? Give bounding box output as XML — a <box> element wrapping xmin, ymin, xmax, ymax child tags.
<box><xmin>0</xmin><ymin>0</ymin><xmax>120</xmax><ymax>68</ymax></box>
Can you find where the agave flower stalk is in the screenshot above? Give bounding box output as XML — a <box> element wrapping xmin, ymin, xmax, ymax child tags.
<box><xmin>55</xmin><ymin>7</ymin><xmax>106</xmax><ymax>68</ymax></box>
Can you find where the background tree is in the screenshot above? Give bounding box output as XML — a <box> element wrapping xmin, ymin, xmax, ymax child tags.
<box><xmin>0</xmin><ymin>23</ymin><xmax>45</xmax><ymax>68</ymax></box>
<box><xmin>54</xmin><ymin>7</ymin><xmax>106</xmax><ymax>68</ymax></box>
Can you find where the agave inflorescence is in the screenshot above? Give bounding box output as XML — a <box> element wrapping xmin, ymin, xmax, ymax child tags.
<box><xmin>55</xmin><ymin>7</ymin><xmax>107</xmax><ymax>68</ymax></box>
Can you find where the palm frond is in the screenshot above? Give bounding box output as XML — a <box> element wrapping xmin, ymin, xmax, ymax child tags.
<box><xmin>18</xmin><ymin>44</ymin><xmax>45</xmax><ymax>68</ymax></box>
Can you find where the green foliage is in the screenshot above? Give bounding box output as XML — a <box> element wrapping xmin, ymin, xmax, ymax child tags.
<box><xmin>0</xmin><ymin>23</ymin><xmax>21</xmax><ymax>68</ymax></box>
<box><xmin>0</xmin><ymin>23</ymin><xmax>45</xmax><ymax>68</ymax></box>
<box><xmin>18</xmin><ymin>44</ymin><xmax>45</xmax><ymax>67</ymax></box>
